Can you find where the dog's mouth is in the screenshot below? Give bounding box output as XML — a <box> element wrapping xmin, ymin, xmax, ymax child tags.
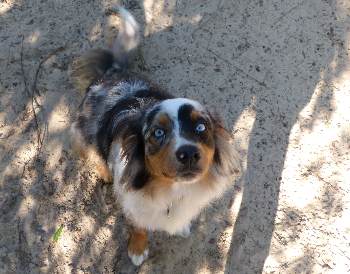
<box><xmin>176</xmin><ymin>167</ymin><xmax>202</xmax><ymax>179</ymax></box>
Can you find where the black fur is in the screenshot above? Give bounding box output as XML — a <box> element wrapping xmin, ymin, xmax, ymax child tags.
<box><xmin>178</xmin><ymin>104</ymin><xmax>214</xmax><ymax>147</ymax></box>
<box><xmin>145</xmin><ymin>105</ymin><xmax>161</xmax><ymax>130</ymax></box>
<box><xmin>93</xmin><ymin>84</ymin><xmax>173</xmax><ymax>161</ymax></box>
<box><xmin>131</xmin><ymin>168</ymin><xmax>150</xmax><ymax>189</ymax></box>
<box><xmin>71</xmin><ymin>49</ymin><xmax>115</xmax><ymax>92</ymax></box>
<box><xmin>134</xmin><ymin>87</ymin><xmax>174</xmax><ymax>101</ymax></box>
<box><xmin>118</xmin><ymin>114</ymin><xmax>150</xmax><ymax>189</ymax></box>
<box><xmin>97</xmin><ymin>97</ymin><xmax>141</xmax><ymax>160</ymax></box>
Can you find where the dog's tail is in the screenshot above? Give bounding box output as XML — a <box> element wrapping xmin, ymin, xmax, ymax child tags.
<box><xmin>71</xmin><ymin>7</ymin><xmax>140</xmax><ymax>93</ymax></box>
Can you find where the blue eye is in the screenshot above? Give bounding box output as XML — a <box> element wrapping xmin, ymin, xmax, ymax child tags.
<box><xmin>154</xmin><ymin>128</ymin><xmax>165</xmax><ymax>138</ymax></box>
<box><xmin>196</xmin><ymin>123</ymin><xmax>206</xmax><ymax>133</ymax></box>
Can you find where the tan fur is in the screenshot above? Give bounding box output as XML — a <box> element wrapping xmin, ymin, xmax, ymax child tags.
<box><xmin>190</xmin><ymin>109</ymin><xmax>203</xmax><ymax>121</ymax></box>
<box><xmin>144</xmin><ymin>144</ymin><xmax>216</xmax><ymax>199</ymax></box>
<box><xmin>146</xmin><ymin>141</ymin><xmax>177</xmax><ymax>178</ymax></box>
<box><xmin>128</xmin><ymin>227</ymin><xmax>148</xmax><ymax>255</ymax></box>
<box><xmin>95</xmin><ymin>161</ymin><xmax>113</xmax><ymax>183</ymax></box>
<box><xmin>144</xmin><ymin>109</ymin><xmax>220</xmax><ymax>190</ymax></box>
<box><xmin>198</xmin><ymin>121</ymin><xmax>242</xmax><ymax>189</ymax></box>
<box><xmin>214</xmin><ymin>126</ymin><xmax>242</xmax><ymax>176</ymax></box>
<box><xmin>157</xmin><ymin>113</ymin><xmax>171</xmax><ymax>126</ymax></box>
<box><xmin>142</xmin><ymin>176</ymin><xmax>173</xmax><ymax>198</ymax></box>
<box><xmin>144</xmin><ymin>113</ymin><xmax>179</xmax><ymax>179</ymax></box>
<box><xmin>70</xmin><ymin>122</ymin><xmax>112</xmax><ymax>182</ymax></box>
<box><xmin>198</xmin><ymin>143</ymin><xmax>215</xmax><ymax>174</ymax></box>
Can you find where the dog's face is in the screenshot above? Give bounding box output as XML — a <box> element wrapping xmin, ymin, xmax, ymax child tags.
<box><xmin>120</xmin><ymin>97</ymin><xmax>240</xmax><ymax>189</ymax></box>
<box><xmin>142</xmin><ymin>98</ymin><xmax>217</xmax><ymax>182</ymax></box>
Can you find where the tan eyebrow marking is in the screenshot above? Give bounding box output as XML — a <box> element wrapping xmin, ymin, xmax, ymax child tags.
<box><xmin>157</xmin><ymin>113</ymin><xmax>171</xmax><ymax>127</ymax></box>
<box><xmin>190</xmin><ymin>110</ymin><xmax>203</xmax><ymax>121</ymax></box>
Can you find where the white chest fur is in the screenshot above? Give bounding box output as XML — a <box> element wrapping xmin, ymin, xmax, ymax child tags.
<box><xmin>110</xmin><ymin>144</ymin><xmax>230</xmax><ymax>234</ymax></box>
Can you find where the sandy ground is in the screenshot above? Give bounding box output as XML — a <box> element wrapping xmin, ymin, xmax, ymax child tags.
<box><xmin>1</xmin><ymin>0</ymin><xmax>350</xmax><ymax>273</ymax></box>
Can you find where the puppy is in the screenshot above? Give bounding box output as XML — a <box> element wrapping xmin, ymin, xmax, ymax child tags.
<box><xmin>70</xmin><ymin>7</ymin><xmax>241</xmax><ymax>266</ymax></box>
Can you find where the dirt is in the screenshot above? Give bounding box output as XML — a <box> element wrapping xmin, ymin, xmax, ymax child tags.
<box><xmin>0</xmin><ymin>0</ymin><xmax>349</xmax><ymax>273</ymax></box>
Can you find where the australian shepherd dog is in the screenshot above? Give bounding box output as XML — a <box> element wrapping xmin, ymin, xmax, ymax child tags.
<box><xmin>70</xmin><ymin>7</ymin><xmax>241</xmax><ymax>266</ymax></box>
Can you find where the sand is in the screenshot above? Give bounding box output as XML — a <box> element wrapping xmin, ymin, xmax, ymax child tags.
<box><xmin>0</xmin><ymin>0</ymin><xmax>349</xmax><ymax>273</ymax></box>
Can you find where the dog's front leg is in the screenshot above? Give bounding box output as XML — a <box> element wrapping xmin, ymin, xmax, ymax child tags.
<box><xmin>128</xmin><ymin>226</ymin><xmax>149</xmax><ymax>266</ymax></box>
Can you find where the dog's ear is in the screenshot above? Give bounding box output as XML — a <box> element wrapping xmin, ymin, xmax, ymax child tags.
<box><xmin>209</xmin><ymin>111</ymin><xmax>241</xmax><ymax>178</ymax></box>
<box><xmin>119</xmin><ymin>116</ymin><xmax>149</xmax><ymax>189</ymax></box>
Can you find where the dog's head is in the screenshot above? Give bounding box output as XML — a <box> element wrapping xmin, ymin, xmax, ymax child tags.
<box><xmin>143</xmin><ymin>98</ymin><xmax>217</xmax><ymax>182</ymax></box>
<box><xmin>121</xmin><ymin>98</ymin><xmax>240</xmax><ymax>188</ymax></box>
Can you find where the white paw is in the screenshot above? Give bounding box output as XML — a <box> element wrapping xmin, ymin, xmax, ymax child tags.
<box><xmin>177</xmin><ymin>224</ymin><xmax>191</xmax><ymax>238</ymax></box>
<box><xmin>128</xmin><ymin>248</ymin><xmax>149</xmax><ymax>266</ymax></box>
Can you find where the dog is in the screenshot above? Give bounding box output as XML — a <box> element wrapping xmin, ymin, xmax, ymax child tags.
<box><xmin>70</xmin><ymin>7</ymin><xmax>241</xmax><ymax>266</ymax></box>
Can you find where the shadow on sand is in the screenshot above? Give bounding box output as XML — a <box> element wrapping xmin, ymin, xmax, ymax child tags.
<box><xmin>0</xmin><ymin>0</ymin><xmax>347</xmax><ymax>273</ymax></box>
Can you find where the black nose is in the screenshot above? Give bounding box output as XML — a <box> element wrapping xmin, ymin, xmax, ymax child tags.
<box><xmin>176</xmin><ymin>145</ymin><xmax>201</xmax><ymax>165</ymax></box>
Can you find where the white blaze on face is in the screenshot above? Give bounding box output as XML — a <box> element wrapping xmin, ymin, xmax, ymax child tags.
<box><xmin>159</xmin><ymin>98</ymin><xmax>204</xmax><ymax>150</ymax></box>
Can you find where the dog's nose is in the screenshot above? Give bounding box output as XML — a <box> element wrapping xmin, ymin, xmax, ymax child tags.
<box><xmin>176</xmin><ymin>145</ymin><xmax>200</xmax><ymax>165</ymax></box>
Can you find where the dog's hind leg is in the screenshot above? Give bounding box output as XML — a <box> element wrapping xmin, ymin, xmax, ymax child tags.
<box><xmin>70</xmin><ymin>122</ymin><xmax>112</xmax><ymax>183</ymax></box>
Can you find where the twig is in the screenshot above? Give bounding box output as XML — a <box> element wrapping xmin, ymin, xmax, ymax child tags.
<box><xmin>21</xmin><ymin>159</ymin><xmax>30</xmax><ymax>178</ymax></box>
<box><xmin>272</xmin><ymin>0</ymin><xmax>306</xmax><ymax>27</ymax></box>
<box><xmin>32</xmin><ymin>46</ymin><xmax>65</xmax><ymax>97</ymax></box>
<box><xmin>22</xmin><ymin>38</ymin><xmax>43</xmax><ymax>153</ymax></box>
<box><xmin>20</xmin><ymin>36</ymin><xmax>42</xmax><ymax>151</ymax></box>
<box><xmin>32</xmin><ymin>46</ymin><xmax>64</xmax><ymax>154</ymax></box>
<box><xmin>20</xmin><ymin>36</ymin><xmax>65</xmax><ymax>155</ymax></box>
<box><xmin>0</xmin><ymin>128</ymin><xmax>15</xmax><ymax>139</ymax></box>
<box><xmin>20</xmin><ymin>37</ymin><xmax>32</xmax><ymax>98</ymax></box>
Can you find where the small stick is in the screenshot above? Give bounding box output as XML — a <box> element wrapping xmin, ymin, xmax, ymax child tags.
<box><xmin>20</xmin><ymin>35</ymin><xmax>65</xmax><ymax>154</ymax></box>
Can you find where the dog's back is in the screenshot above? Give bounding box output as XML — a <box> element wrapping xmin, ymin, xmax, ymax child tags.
<box><xmin>70</xmin><ymin>8</ymin><xmax>172</xmax><ymax>180</ymax></box>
